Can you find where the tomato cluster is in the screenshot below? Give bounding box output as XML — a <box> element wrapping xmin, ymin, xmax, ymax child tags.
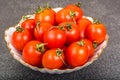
<box><xmin>12</xmin><ymin>3</ymin><xmax>107</xmax><ymax>69</ymax></box>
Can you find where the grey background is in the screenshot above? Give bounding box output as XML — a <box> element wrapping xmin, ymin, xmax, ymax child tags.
<box><xmin>0</xmin><ymin>0</ymin><xmax>120</xmax><ymax>80</ymax></box>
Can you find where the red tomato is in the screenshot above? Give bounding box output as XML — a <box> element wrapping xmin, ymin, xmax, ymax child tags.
<box><xmin>21</xmin><ymin>19</ymin><xmax>36</xmax><ymax>33</ymax></box>
<box><xmin>34</xmin><ymin>22</ymin><xmax>53</xmax><ymax>42</ymax></box>
<box><xmin>59</xmin><ymin>22</ymin><xmax>80</xmax><ymax>45</ymax></box>
<box><xmin>65</xmin><ymin>3</ymin><xmax>83</xmax><ymax>21</ymax></box>
<box><xmin>81</xmin><ymin>39</ymin><xmax>94</xmax><ymax>57</ymax></box>
<box><xmin>35</xmin><ymin>7</ymin><xmax>56</xmax><ymax>25</ymax></box>
<box><xmin>42</xmin><ymin>48</ymin><xmax>65</xmax><ymax>69</ymax></box>
<box><xmin>66</xmin><ymin>40</ymin><xmax>89</xmax><ymax>67</ymax></box>
<box><xmin>85</xmin><ymin>20</ymin><xmax>107</xmax><ymax>48</ymax></box>
<box><xmin>22</xmin><ymin>40</ymin><xmax>46</xmax><ymax>67</ymax></box>
<box><xmin>77</xmin><ymin>18</ymin><xmax>92</xmax><ymax>39</ymax></box>
<box><xmin>12</xmin><ymin>27</ymin><xmax>33</xmax><ymax>51</ymax></box>
<box><xmin>55</xmin><ymin>8</ymin><xmax>75</xmax><ymax>24</ymax></box>
<box><xmin>43</xmin><ymin>27</ymin><xmax>66</xmax><ymax>49</ymax></box>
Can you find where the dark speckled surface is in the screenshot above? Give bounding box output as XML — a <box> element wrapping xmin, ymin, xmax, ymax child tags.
<box><xmin>1</xmin><ymin>0</ymin><xmax>120</xmax><ymax>80</ymax></box>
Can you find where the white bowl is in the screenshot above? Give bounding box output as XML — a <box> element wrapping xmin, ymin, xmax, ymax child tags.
<box><xmin>4</xmin><ymin>8</ymin><xmax>109</xmax><ymax>74</ymax></box>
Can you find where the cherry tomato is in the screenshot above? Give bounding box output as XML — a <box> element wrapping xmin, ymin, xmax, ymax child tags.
<box><xmin>55</xmin><ymin>8</ymin><xmax>75</xmax><ymax>24</ymax></box>
<box><xmin>81</xmin><ymin>39</ymin><xmax>94</xmax><ymax>57</ymax></box>
<box><xmin>43</xmin><ymin>27</ymin><xmax>66</xmax><ymax>49</ymax></box>
<box><xmin>22</xmin><ymin>40</ymin><xmax>46</xmax><ymax>67</ymax></box>
<box><xmin>59</xmin><ymin>22</ymin><xmax>80</xmax><ymax>45</ymax></box>
<box><xmin>65</xmin><ymin>3</ymin><xmax>83</xmax><ymax>21</ymax></box>
<box><xmin>35</xmin><ymin>7</ymin><xmax>56</xmax><ymax>25</ymax></box>
<box><xmin>66</xmin><ymin>40</ymin><xmax>89</xmax><ymax>67</ymax></box>
<box><xmin>85</xmin><ymin>19</ymin><xmax>107</xmax><ymax>48</ymax></box>
<box><xmin>12</xmin><ymin>27</ymin><xmax>33</xmax><ymax>51</ymax></box>
<box><xmin>42</xmin><ymin>48</ymin><xmax>65</xmax><ymax>69</ymax></box>
<box><xmin>77</xmin><ymin>18</ymin><xmax>92</xmax><ymax>39</ymax></box>
<box><xmin>21</xmin><ymin>19</ymin><xmax>36</xmax><ymax>33</ymax></box>
<box><xmin>34</xmin><ymin>22</ymin><xmax>53</xmax><ymax>42</ymax></box>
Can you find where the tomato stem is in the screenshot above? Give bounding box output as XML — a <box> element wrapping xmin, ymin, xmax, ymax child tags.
<box><xmin>22</xmin><ymin>16</ymin><xmax>30</xmax><ymax>20</ymax></box>
<box><xmin>56</xmin><ymin>48</ymin><xmax>67</xmax><ymax>66</ymax></box>
<box><xmin>36</xmin><ymin>43</ymin><xmax>46</xmax><ymax>53</ymax></box>
<box><xmin>93</xmin><ymin>41</ymin><xmax>98</xmax><ymax>48</ymax></box>
<box><xmin>36</xmin><ymin>6</ymin><xmax>43</xmax><ymax>13</ymax></box>
<box><xmin>75</xmin><ymin>2</ymin><xmax>82</xmax><ymax>8</ymax></box>
<box><xmin>16</xmin><ymin>26</ymin><xmax>24</xmax><ymax>32</ymax></box>
<box><xmin>93</xmin><ymin>19</ymin><xmax>100</xmax><ymax>24</ymax></box>
<box><xmin>70</xmin><ymin>10</ymin><xmax>76</xmax><ymax>24</ymax></box>
<box><xmin>66</xmin><ymin>23</ymin><xmax>72</xmax><ymax>31</ymax></box>
<box><xmin>36</xmin><ymin>21</ymin><xmax>40</xmax><ymax>27</ymax></box>
<box><xmin>77</xmin><ymin>40</ymin><xmax>85</xmax><ymax>46</ymax></box>
<box><xmin>46</xmin><ymin>3</ymin><xmax>51</xmax><ymax>9</ymax></box>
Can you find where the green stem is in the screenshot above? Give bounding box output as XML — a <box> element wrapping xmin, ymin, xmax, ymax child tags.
<box><xmin>75</xmin><ymin>2</ymin><xmax>82</xmax><ymax>8</ymax></box>
<box><xmin>77</xmin><ymin>40</ymin><xmax>85</xmax><ymax>46</ymax></box>
<box><xmin>70</xmin><ymin>10</ymin><xmax>76</xmax><ymax>24</ymax></box>
<box><xmin>36</xmin><ymin>43</ymin><xmax>46</xmax><ymax>53</ymax></box>
<box><xmin>93</xmin><ymin>19</ymin><xmax>100</xmax><ymax>24</ymax></box>
<box><xmin>66</xmin><ymin>23</ymin><xmax>72</xmax><ymax>31</ymax></box>
<box><xmin>56</xmin><ymin>48</ymin><xmax>67</xmax><ymax>66</ymax></box>
<box><xmin>93</xmin><ymin>41</ymin><xmax>98</xmax><ymax>49</ymax></box>
<box><xmin>16</xmin><ymin>26</ymin><xmax>24</xmax><ymax>32</ymax></box>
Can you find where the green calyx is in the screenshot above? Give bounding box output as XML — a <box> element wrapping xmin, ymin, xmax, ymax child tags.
<box><xmin>93</xmin><ymin>19</ymin><xmax>100</xmax><ymax>24</ymax></box>
<box><xmin>77</xmin><ymin>40</ymin><xmax>85</xmax><ymax>46</ymax></box>
<box><xmin>75</xmin><ymin>2</ymin><xmax>82</xmax><ymax>8</ymax></box>
<box><xmin>22</xmin><ymin>16</ymin><xmax>30</xmax><ymax>20</ymax></box>
<box><xmin>16</xmin><ymin>26</ymin><xmax>24</xmax><ymax>32</ymax></box>
<box><xmin>93</xmin><ymin>41</ymin><xmax>98</xmax><ymax>49</ymax></box>
<box><xmin>36</xmin><ymin>21</ymin><xmax>40</xmax><ymax>27</ymax></box>
<box><xmin>56</xmin><ymin>48</ymin><xmax>63</xmax><ymax>57</ymax></box>
<box><xmin>36</xmin><ymin>6</ymin><xmax>44</xmax><ymax>13</ymax></box>
<box><xmin>70</xmin><ymin>10</ymin><xmax>75</xmax><ymax>18</ymax></box>
<box><xmin>36</xmin><ymin>43</ymin><xmax>45</xmax><ymax>53</ymax></box>
<box><xmin>66</xmin><ymin>23</ymin><xmax>72</xmax><ymax>31</ymax></box>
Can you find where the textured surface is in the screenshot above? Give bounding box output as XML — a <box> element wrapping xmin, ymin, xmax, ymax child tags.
<box><xmin>0</xmin><ymin>0</ymin><xmax>120</xmax><ymax>80</ymax></box>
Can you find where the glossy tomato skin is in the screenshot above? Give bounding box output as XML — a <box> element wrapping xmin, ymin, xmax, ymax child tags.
<box><xmin>55</xmin><ymin>8</ymin><xmax>74</xmax><ymax>24</ymax></box>
<box><xmin>21</xmin><ymin>19</ymin><xmax>36</xmax><ymax>33</ymax></box>
<box><xmin>12</xmin><ymin>28</ymin><xmax>33</xmax><ymax>51</ymax></box>
<box><xmin>22</xmin><ymin>40</ymin><xmax>45</xmax><ymax>67</ymax></box>
<box><xmin>81</xmin><ymin>39</ymin><xmax>94</xmax><ymax>57</ymax></box>
<box><xmin>85</xmin><ymin>23</ymin><xmax>106</xmax><ymax>44</ymax></box>
<box><xmin>59</xmin><ymin>22</ymin><xmax>80</xmax><ymax>45</ymax></box>
<box><xmin>44</xmin><ymin>28</ymin><xmax>66</xmax><ymax>49</ymax></box>
<box><xmin>34</xmin><ymin>22</ymin><xmax>53</xmax><ymax>42</ymax></box>
<box><xmin>77</xmin><ymin>18</ymin><xmax>92</xmax><ymax>39</ymax></box>
<box><xmin>42</xmin><ymin>48</ymin><xmax>65</xmax><ymax>69</ymax></box>
<box><xmin>66</xmin><ymin>41</ymin><xmax>89</xmax><ymax>67</ymax></box>
<box><xmin>35</xmin><ymin>9</ymin><xmax>56</xmax><ymax>25</ymax></box>
<box><xmin>65</xmin><ymin>4</ymin><xmax>83</xmax><ymax>21</ymax></box>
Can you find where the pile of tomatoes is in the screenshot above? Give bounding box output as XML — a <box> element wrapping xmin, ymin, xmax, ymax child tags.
<box><xmin>11</xmin><ymin>3</ymin><xmax>107</xmax><ymax>69</ymax></box>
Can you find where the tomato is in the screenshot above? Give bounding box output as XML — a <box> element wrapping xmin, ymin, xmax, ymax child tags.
<box><xmin>22</xmin><ymin>40</ymin><xmax>46</xmax><ymax>67</ymax></box>
<box><xmin>21</xmin><ymin>19</ymin><xmax>36</xmax><ymax>33</ymax></box>
<box><xmin>35</xmin><ymin>7</ymin><xmax>56</xmax><ymax>25</ymax></box>
<box><xmin>59</xmin><ymin>22</ymin><xmax>80</xmax><ymax>45</ymax></box>
<box><xmin>34</xmin><ymin>22</ymin><xmax>53</xmax><ymax>42</ymax></box>
<box><xmin>77</xmin><ymin>18</ymin><xmax>92</xmax><ymax>39</ymax></box>
<box><xmin>66</xmin><ymin>40</ymin><xmax>89</xmax><ymax>67</ymax></box>
<box><xmin>12</xmin><ymin>27</ymin><xmax>33</xmax><ymax>51</ymax></box>
<box><xmin>81</xmin><ymin>39</ymin><xmax>94</xmax><ymax>57</ymax></box>
<box><xmin>65</xmin><ymin>3</ymin><xmax>83</xmax><ymax>21</ymax></box>
<box><xmin>55</xmin><ymin>8</ymin><xmax>75</xmax><ymax>24</ymax></box>
<box><xmin>43</xmin><ymin>27</ymin><xmax>66</xmax><ymax>49</ymax></box>
<box><xmin>42</xmin><ymin>48</ymin><xmax>65</xmax><ymax>69</ymax></box>
<box><xmin>85</xmin><ymin>19</ymin><xmax>107</xmax><ymax>48</ymax></box>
